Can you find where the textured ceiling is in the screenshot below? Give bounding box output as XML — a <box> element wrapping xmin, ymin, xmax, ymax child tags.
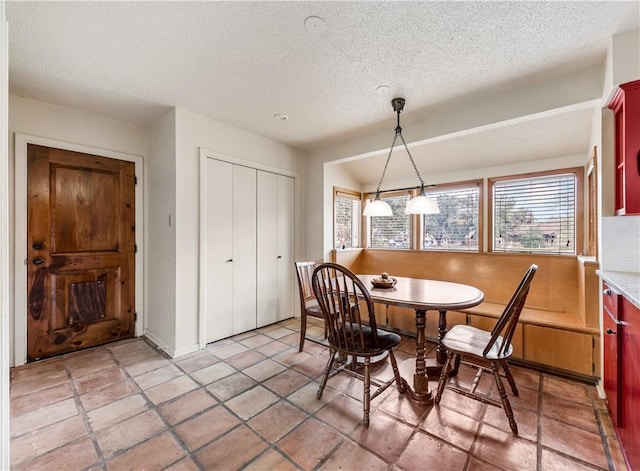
<box><xmin>6</xmin><ymin>1</ymin><xmax>639</xmax><ymax>184</ymax></box>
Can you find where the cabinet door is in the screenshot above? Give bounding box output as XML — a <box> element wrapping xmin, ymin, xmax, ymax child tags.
<box><xmin>277</xmin><ymin>175</ymin><xmax>295</xmax><ymax>320</ymax></box>
<box><xmin>608</xmin><ymin>79</ymin><xmax>640</xmax><ymax>215</ymax></box>
<box><xmin>603</xmin><ymin>307</ymin><xmax>622</xmax><ymax>425</ymax></box>
<box><xmin>232</xmin><ymin>165</ymin><xmax>257</xmax><ymax>334</ymax></box>
<box><xmin>256</xmin><ymin>171</ymin><xmax>279</xmax><ymax>327</ymax></box>
<box><xmin>620</xmin><ymin>297</ymin><xmax>640</xmax><ymax>470</ymax></box>
<box><xmin>204</xmin><ymin>159</ymin><xmax>234</xmax><ymax>342</ymax></box>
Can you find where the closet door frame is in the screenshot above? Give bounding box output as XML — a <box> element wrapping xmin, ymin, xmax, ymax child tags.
<box><xmin>198</xmin><ymin>148</ymin><xmax>298</xmax><ymax>348</ymax></box>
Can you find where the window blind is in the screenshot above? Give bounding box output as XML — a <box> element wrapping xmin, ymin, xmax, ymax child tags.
<box><xmin>367</xmin><ymin>192</ymin><xmax>411</xmax><ymax>249</ymax></box>
<box><xmin>335</xmin><ymin>192</ymin><xmax>361</xmax><ymax>248</ymax></box>
<box><xmin>493</xmin><ymin>173</ymin><xmax>576</xmax><ymax>254</ymax></box>
<box><xmin>423</xmin><ymin>183</ymin><xmax>479</xmax><ymax>251</ymax></box>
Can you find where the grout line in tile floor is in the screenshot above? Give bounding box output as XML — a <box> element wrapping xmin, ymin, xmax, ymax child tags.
<box><xmin>9</xmin><ymin>317</ymin><xmax>626</xmax><ymax>471</ymax></box>
<box><xmin>100</xmin><ymin>346</ymin><xmax>200</xmax><ymax>469</ymax></box>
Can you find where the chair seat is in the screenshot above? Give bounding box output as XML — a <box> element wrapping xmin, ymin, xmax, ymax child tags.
<box><xmin>334</xmin><ymin>324</ymin><xmax>401</xmax><ymax>356</ymax></box>
<box><xmin>442</xmin><ymin>324</ymin><xmax>512</xmax><ymax>360</ymax></box>
<box><xmin>305</xmin><ymin>298</ymin><xmax>323</xmax><ymax>315</ymax></box>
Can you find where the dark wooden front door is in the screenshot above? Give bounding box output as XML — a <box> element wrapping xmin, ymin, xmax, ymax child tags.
<box><xmin>27</xmin><ymin>144</ymin><xmax>136</xmax><ymax>361</ymax></box>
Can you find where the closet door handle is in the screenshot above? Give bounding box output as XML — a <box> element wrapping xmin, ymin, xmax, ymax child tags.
<box><xmin>226</xmin><ymin>259</ymin><xmax>233</xmax><ymax>263</ymax></box>
<box><xmin>277</xmin><ymin>256</ymin><xmax>282</xmax><ymax>259</ymax></box>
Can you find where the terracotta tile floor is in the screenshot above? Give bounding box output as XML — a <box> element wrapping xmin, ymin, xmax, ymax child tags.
<box><xmin>10</xmin><ymin>318</ymin><xmax>627</xmax><ymax>470</ymax></box>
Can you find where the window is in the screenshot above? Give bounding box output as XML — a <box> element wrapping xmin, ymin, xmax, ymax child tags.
<box><xmin>366</xmin><ymin>191</ymin><xmax>411</xmax><ymax>249</ymax></box>
<box><xmin>422</xmin><ymin>181</ymin><xmax>481</xmax><ymax>251</ymax></box>
<box><xmin>334</xmin><ymin>189</ymin><xmax>361</xmax><ymax>248</ymax></box>
<box><xmin>490</xmin><ymin>169</ymin><xmax>582</xmax><ymax>254</ymax></box>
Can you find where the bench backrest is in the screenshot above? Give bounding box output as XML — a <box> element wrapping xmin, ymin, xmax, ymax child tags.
<box><xmin>333</xmin><ymin>249</ymin><xmax>578</xmax><ymax>315</ymax></box>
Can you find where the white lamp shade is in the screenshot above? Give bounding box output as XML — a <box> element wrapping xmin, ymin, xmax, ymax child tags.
<box><xmin>363</xmin><ymin>198</ymin><xmax>393</xmax><ymax>217</ymax></box>
<box><xmin>404</xmin><ymin>194</ymin><xmax>440</xmax><ymax>214</ymax></box>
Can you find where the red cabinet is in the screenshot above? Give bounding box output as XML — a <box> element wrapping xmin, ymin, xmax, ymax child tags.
<box><xmin>608</xmin><ymin>79</ymin><xmax>640</xmax><ymax>215</ymax></box>
<box><xmin>619</xmin><ymin>296</ymin><xmax>640</xmax><ymax>470</ymax></box>
<box><xmin>603</xmin><ymin>280</ymin><xmax>640</xmax><ymax>470</ymax></box>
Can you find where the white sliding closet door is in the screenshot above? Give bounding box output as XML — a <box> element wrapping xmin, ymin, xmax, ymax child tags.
<box><xmin>277</xmin><ymin>175</ymin><xmax>295</xmax><ymax>320</ymax></box>
<box><xmin>204</xmin><ymin>160</ymin><xmax>257</xmax><ymax>342</ymax></box>
<box><xmin>204</xmin><ymin>159</ymin><xmax>234</xmax><ymax>342</ymax></box>
<box><xmin>256</xmin><ymin>171</ymin><xmax>279</xmax><ymax>327</ymax></box>
<box><xmin>203</xmin><ymin>153</ymin><xmax>294</xmax><ymax>342</ymax></box>
<box><xmin>232</xmin><ymin>165</ymin><xmax>257</xmax><ymax>334</ymax></box>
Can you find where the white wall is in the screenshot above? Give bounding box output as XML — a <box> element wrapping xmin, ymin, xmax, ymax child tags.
<box><xmin>171</xmin><ymin>108</ymin><xmax>305</xmax><ymax>355</ymax></box>
<box><xmin>601</xmin><ymin>216</ymin><xmax>640</xmax><ymax>272</ymax></box>
<box><xmin>145</xmin><ymin>109</ymin><xmax>177</xmax><ymax>354</ymax></box>
<box><xmin>9</xmin><ymin>95</ymin><xmax>146</xmax><ymax>157</ymax></box>
<box><xmin>604</xmin><ymin>28</ymin><xmax>640</xmax><ymax>103</ymax></box>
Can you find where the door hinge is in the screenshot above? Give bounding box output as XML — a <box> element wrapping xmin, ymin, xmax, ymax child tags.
<box><xmin>134</xmin><ymin>244</ymin><xmax>138</xmax><ymax>253</ymax></box>
<box><xmin>135</xmin><ymin>312</ymin><xmax>138</xmax><ymax>321</ymax></box>
<box><xmin>592</xmin><ymin>362</ymin><xmax>596</xmax><ymax>374</ymax></box>
<box><xmin>134</xmin><ymin>176</ymin><xmax>138</xmax><ymax>185</ymax></box>
<box><xmin>592</xmin><ymin>337</ymin><xmax>595</xmax><ymax>348</ymax></box>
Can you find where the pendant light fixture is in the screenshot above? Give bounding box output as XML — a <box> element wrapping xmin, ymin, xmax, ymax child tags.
<box><xmin>363</xmin><ymin>98</ymin><xmax>439</xmax><ymax>217</ymax></box>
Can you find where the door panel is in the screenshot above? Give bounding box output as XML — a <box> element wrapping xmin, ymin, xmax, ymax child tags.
<box><xmin>204</xmin><ymin>159</ymin><xmax>234</xmax><ymax>343</ymax></box>
<box><xmin>603</xmin><ymin>307</ymin><xmax>622</xmax><ymax>426</ymax></box>
<box><xmin>257</xmin><ymin>171</ymin><xmax>278</xmax><ymax>327</ymax></box>
<box><xmin>232</xmin><ymin>165</ymin><xmax>257</xmax><ymax>334</ymax></box>
<box><xmin>53</xmin><ymin>166</ymin><xmax>119</xmax><ymax>252</ymax></box>
<box><xmin>27</xmin><ymin>144</ymin><xmax>135</xmax><ymax>361</ymax></box>
<box><xmin>277</xmin><ymin>175</ymin><xmax>295</xmax><ymax>320</ymax></box>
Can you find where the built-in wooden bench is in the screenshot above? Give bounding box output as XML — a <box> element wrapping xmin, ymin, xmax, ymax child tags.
<box><xmin>331</xmin><ymin>248</ymin><xmax>600</xmax><ymax>379</ymax></box>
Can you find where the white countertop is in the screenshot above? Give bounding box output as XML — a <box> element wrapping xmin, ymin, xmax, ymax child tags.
<box><xmin>597</xmin><ymin>270</ymin><xmax>640</xmax><ymax>309</ymax></box>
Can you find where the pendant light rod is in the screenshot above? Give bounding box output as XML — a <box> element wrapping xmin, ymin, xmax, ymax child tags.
<box><xmin>366</xmin><ymin>183</ymin><xmax>436</xmax><ymax>195</ymax></box>
<box><xmin>372</xmin><ymin>97</ymin><xmax>426</xmax><ymax>197</ymax></box>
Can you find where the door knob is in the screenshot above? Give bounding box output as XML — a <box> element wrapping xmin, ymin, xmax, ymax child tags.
<box><xmin>606</xmin><ymin>328</ymin><xmax>616</xmax><ymax>335</ymax></box>
<box><xmin>32</xmin><ymin>242</ymin><xmax>45</xmax><ymax>250</ymax></box>
<box><xmin>226</xmin><ymin>259</ymin><xmax>233</xmax><ymax>263</ymax></box>
<box><xmin>32</xmin><ymin>257</ymin><xmax>45</xmax><ymax>265</ymax></box>
<box><xmin>603</xmin><ymin>289</ymin><xmax>612</xmax><ymax>296</ymax></box>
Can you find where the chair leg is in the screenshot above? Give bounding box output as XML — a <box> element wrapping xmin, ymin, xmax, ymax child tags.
<box><xmin>363</xmin><ymin>357</ymin><xmax>371</xmax><ymax>428</ymax></box>
<box><xmin>388</xmin><ymin>349</ymin><xmax>406</xmax><ymax>394</ymax></box>
<box><xmin>299</xmin><ymin>311</ymin><xmax>308</xmax><ymax>352</ymax></box>
<box><xmin>435</xmin><ymin>352</ymin><xmax>455</xmax><ymax>404</ymax></box>
<box><xmin>502</xmin><ymin>361</ymin><xmax>519</xmax><ymax>396</ymax></box>
<box><xmin>491</xmin><ymin>361</ymin><xmax>518</xmax><ymax>435</ymax></box>
<box><xmin>317</xmin><ymin>349</ymin><xmax>336</xmax><ymax>399</ymax></box>
<box><xmin>450</xmin><ymin>353</ymin><xmax>462</xmax><ymax>377</ymax></box>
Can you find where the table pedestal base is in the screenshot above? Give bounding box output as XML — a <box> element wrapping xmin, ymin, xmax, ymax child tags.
<box><xmin>398</xmin><ymin>309</ymin><xmax>452</xmax><ymax>405</ymax></box>
<box><xmin>398</xmin><ymin>358</ymin><xmax>433</xmax><ymax>406</ymax></box>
